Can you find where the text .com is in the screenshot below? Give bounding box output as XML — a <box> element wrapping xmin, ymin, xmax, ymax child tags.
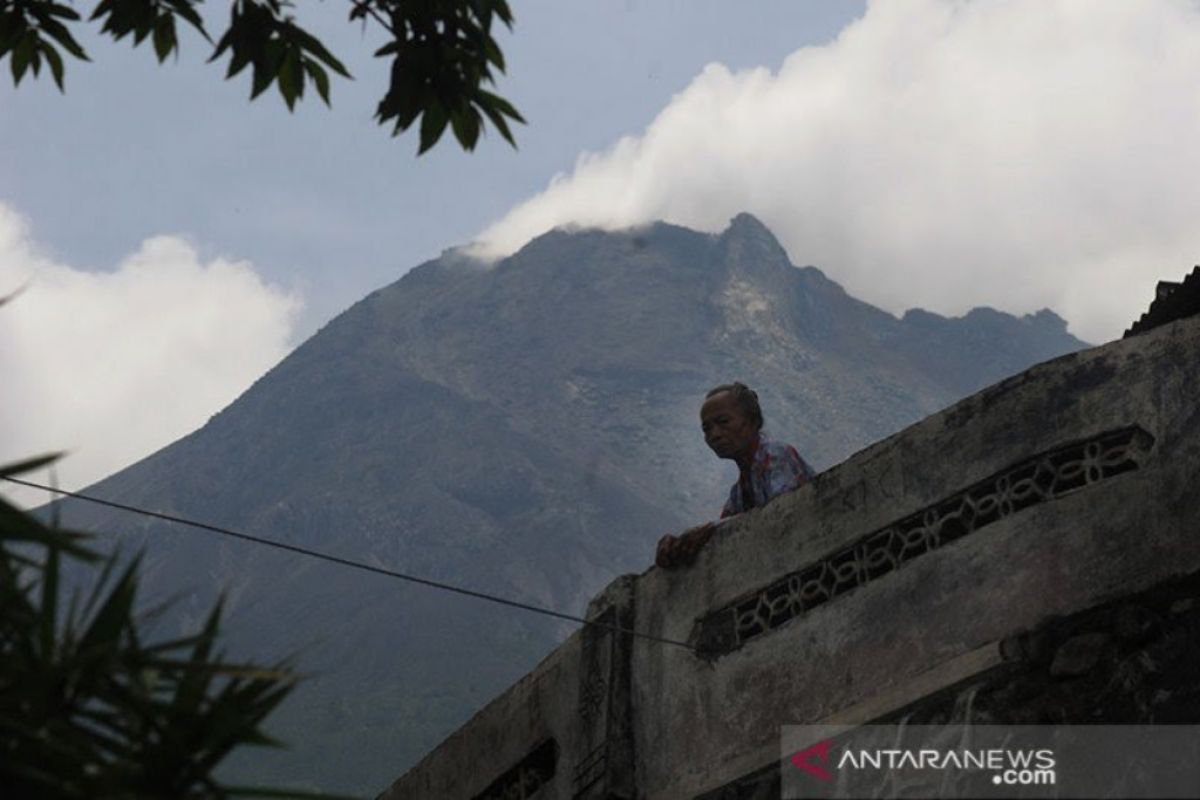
<box><xmin>994</xmin><ymin>767</ymin><xmax>1056</xmax><ymax>787</ymax></box>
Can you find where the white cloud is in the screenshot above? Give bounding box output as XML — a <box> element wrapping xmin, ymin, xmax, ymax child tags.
<box><xmin>0</xmin><ymin>202</ymin><xmax>300</xmax><ymax>507</ymax></box>
<box><xmin>475</xmin><ymin>0</ymin><xmax>1200</xmax><ymax>343</ymax></box>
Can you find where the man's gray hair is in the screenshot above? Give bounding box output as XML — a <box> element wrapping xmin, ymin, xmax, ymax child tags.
<box><xmin>705</xmin><ymin>382</ymin><xmax>764</xmax><ymax>430</ymax></box>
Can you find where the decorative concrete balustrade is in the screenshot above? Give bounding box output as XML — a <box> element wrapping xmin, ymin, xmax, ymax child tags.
<box><xmin>379</xmin><ymin>312</ymin><xmax>1200</xmax><ymax>800</ymax></box>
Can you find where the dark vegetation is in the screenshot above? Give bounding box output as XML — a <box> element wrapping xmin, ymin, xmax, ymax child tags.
<box><xmin>0</xmin><ymin>0</ymin><xmax>522</xmax><ymax>153</ymax></box>
<box><xmin>0</xmin><ymin>454</ymin><xmax>347</xmax><ymax>799</ymax></box>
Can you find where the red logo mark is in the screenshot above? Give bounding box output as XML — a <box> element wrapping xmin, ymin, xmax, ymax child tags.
<box><xmin>790</xmin><ymin>739</ymin><xmax>834</xmax><ymax>782</ymax></box>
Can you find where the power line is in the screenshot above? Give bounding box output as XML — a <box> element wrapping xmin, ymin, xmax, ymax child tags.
<box><xmin>3</xmin><ymin>476</ymin><xmax>695</xmax><ymax>652</ymax></box>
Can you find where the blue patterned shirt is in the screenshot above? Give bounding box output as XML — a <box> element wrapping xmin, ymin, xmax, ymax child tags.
<box><xmin>720</xmin><ymin>434</ymin><xmax>815</xmax><ymax>519</ymax></box>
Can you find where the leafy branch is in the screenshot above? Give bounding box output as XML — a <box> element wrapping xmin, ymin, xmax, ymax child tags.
<box><xmin>0</xmin><ymin>0</ymin><xmax>524</xmax><ymax>153</ymax></box>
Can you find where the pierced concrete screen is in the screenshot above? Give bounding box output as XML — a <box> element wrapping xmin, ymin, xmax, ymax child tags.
<box><xmin>573</xmin><ymin>580</ymin><xmax>636</xmax><ymax>799</ymax></box>
<box><xmin>472</xmin><ymin>738</ymin><xmax>558</xmax><ymax>800</ymax></box>
<box><xmin>696</xmin><ymin>426</ymin><xmax>1154</xmax><ymax>656</ymax></box>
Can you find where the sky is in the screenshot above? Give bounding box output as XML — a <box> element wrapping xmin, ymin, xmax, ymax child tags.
<box><xmin>3</xmin><ymin>0</ymin><xmax>1199</xmax><ymax>502</ymax></box>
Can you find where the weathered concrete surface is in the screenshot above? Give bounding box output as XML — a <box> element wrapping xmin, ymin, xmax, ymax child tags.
<box><xmin>377</xmin><ymin>577</ymin><xmax>637</xmax><ymax>800</ymax></box>
<box><xmin>692</xmin><ymin>569</ymin><xmax>1200</xmax><ymax>799</ymax></box>
<box><xmin>375</xmin><ymin>631</ymin><xmax>580</xmax><ymax>799</ymax></box>
<box><xmin>378</xmin><ymin>315</ymin><xmax>1200</xmax><ymax>800</ymax></box>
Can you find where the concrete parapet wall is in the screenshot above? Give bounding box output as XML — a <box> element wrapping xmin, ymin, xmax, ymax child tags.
<box><xmin>379</xmin><ymin>316</ymin><xmax>1200</xmax><ymax>800</ymax></box>
<box><xmin>376</xmin><ymin>632</ymin><xmax>581</xmax><ymax>799</ymax></box>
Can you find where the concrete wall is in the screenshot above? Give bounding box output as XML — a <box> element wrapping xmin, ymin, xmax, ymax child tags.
<box><xmin>379</xmin><ymin>314</ymin><xmax>1200</xmax><ymax>800</ymax></box>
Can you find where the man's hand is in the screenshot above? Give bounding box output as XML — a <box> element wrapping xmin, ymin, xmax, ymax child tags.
<box><xmin>655</xmin><ymin>534</ymin><xmax>678</xmax><ymax>568</ymax></box>
<box><xmin>655</xmin><ymin>522</ymin><xmax>715</xmax><ymax>569</ymax></box>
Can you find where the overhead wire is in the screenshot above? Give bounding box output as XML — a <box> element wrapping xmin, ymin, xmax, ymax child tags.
<box><xmin>3</xmin><ymin>475</ymin><xmax>696</xmax><ymax>652</ymax></box>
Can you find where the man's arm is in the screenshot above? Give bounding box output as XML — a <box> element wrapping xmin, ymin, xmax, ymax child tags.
<box><xmin>655</xmin><ymin>522</ymin><xmax>715</xmax><ymax>569</ymax></box>
<box><xmin>656</xmin><ymin>445</ymin><xmax>813</xmax><ymax>569</ymax></box>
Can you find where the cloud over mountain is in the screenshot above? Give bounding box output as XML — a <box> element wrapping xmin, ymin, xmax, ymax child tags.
<box><xmin>474</xmin><ymin>0</ymin><xmax>1200</xmax><ymax>343</ymax></box>
<box><xmin>0</xmin><ymin>202</ymin><xmax>299</xmax><ymax>505</ymax></box>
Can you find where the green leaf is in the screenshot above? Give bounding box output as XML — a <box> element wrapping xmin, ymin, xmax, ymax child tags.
<box><xmin>88</xmin><ymin>0</ymin><xmax>113</xmax><ymax>23</ymax></box>
<box><xmin>35</xmin><ymin>15</ymin><xmax>89</xmax><ymax>61</ymax></box>
<box><xmin>11</xmin><ymin>32</ymin><xmax>36</xmax><ymax>86</ymax></box>
<box><xmin>169</xmin><ymin>599</ymin><xmax>224</xmax><ymax>718</ymax></box>
<box><xmin>476</xmin><ymin>89</ymin><xmax>523</xmax><ymax>148</ymax></box>
<box><xmin>153</xmin><ymin>14</ymin><xmax>176</xmax><ymax>63</ymax></box>
<box><xmin>132</xmin><ymin>19</ymin><xmax>152</xmax><ymax>47</ymax></box>
<box><xmin>0</xmin><ymin>453</ymin><xmax>63</xmax><ymax>478</ymax></box>
<box><xmin>250</xmin><ymin>38</ymin><xmax>285</xmax><ymax>100</ymax></box>
<box><xmin>303</xmin><ymin>60</ymin><xmax>330</xmax><ymax>106</ymax></box>
<box><xmin>166</xmin><ymin>0</ymin><xmax>210</xmax><ymax>42</ymax></box>
<box><xmin>418</xmin><ymin>100</ymin><xmax>449</xmax><ymax>154</ymax></box>
<box><xmin>209</xmin><ymin>27</ymin><xmax>233</xmax><ymax>63</ymax></box>
<box><xmin>43</xmin><ymin>3</ymin><xmax>82</xmax><ymax>21</ymax></box>
<box><xmin>76</xmin><ymin>556</ymin><xmax>140</xmax><ymax>654</ymax></box>
<box><xmin>478</xmin><ymin>101</ymin><xmax>514</xmax><ymax>146</ymax></box>
<box><xmin>40</xmin><ymin>544</ymin><xmax>60</xmax><ymax>659</ymax></box>
<box><xmin>483</xmin><ymin>36</ymin><xmax>504</xmax><ymax>71</ymax></box>
<box><xmin>290</xmin><ymin>25</ymin><xmax>349</xmax><ymax>78</ymax></box>
<box><xmin>373</xmin><ymin>40</ymin><xmax>401</xmax><ymax>59</ymax></box>
<box><xmin>249</xmin><ymin>62</ymin><xmax>273</xmax><ymax>100</ymax></box>
<box><xmin>40</xmin><ymin>40</ymin><xmax>64</xmax><ymax>89</ymax></box>
<box><xmin>449</xmin><ymin>107</ymin><xmax>481</xmax><ymax>150</ymax></box>
<box><xmin>77</xmin><ymin>546</ymin><xmax>121</xmax><ymax>621</ymax></box>
<box><xmin>277</xmin><ymin>48</ymin><xmax>302</xmax><ymax>110</ymax></box>
<box><xmin>225</xmin><ymin>46</ymin><xmax>251</xmax><ymax>79</ymax></box>
<box><xmin>494</xmin><ymin>0</ymin><xmax>516</xmax><ymax>27</ymax></box>
<box><xmin>0</xmin><ymin>502</ymin><xmax>97</xmax><ymax>559</ymax></box>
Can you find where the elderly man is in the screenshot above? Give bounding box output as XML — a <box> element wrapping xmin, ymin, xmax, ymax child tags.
<box><xmin>656</xmin><ymin>382</ymin><xmax>814</xmax><ymax>569</ymax></box>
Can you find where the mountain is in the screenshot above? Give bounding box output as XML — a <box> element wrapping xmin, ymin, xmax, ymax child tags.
<box><xmin>54</xmin><ymin>214</ymin><xmax>1087</xmax><ymax>795</ymax></box>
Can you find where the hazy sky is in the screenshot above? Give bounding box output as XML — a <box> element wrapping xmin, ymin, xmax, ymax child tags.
<box><xmin>3</xmin><ymin>0</ymin><xmax>1198</xmax><ymax>500</ymax></box>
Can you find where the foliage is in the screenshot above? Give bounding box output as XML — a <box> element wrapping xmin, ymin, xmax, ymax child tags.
<box><xmin>0</xmin><ymin>0</ymin><xmax>523</xmax><ymax>153</ymax></box>
<box><xmin>0</xmin><ymin>455</ymin><xmax>344</xmax><ymax>799</ymax></box>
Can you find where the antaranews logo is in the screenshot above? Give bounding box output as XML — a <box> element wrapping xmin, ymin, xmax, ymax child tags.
<box><xmin>783</xmin><ymin>724</ymin><xmax>1200</xmax><ymax>799</ymax></box>
<box><xmin>788</xmin><ymin>738</ymin><xmax>1056</xmax><ymax>789</ymax></box>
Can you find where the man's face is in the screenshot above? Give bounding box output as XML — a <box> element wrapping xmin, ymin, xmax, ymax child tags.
<box><xmin>701</xmin><ymin>391</ymin><xmax>758</xmax><ymax>462</ymax></box>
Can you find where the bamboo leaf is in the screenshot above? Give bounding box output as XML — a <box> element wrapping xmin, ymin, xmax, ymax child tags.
<box><xmin>0</xmin><ymin>452</ymin><xmax>62</xmax><ymax>477</ymax></box>
<box><xmin>77</xmin><ymin>555</ymin><xmax>140</xmax><ymax>654</ymax></box>
<box><xmin>39</xmin><ymin>544</ymin><xmax>59</xmax><ymax>659</ymax></box>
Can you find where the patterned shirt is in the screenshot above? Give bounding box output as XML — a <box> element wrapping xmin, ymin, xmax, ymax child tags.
<box><xmin>720</xmin><ymin>434</ymin><xmax>815</xmax><ymax>519</ymax></box>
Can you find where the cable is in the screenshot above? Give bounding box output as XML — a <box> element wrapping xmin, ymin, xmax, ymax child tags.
<box><xmin>3</xmin><ymin>475</ymin><xmax>695</xmax><ymax>652</ymax></box>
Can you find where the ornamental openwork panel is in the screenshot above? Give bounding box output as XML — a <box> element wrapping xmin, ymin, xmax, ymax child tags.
<box><xmin>696</xmin><ymin>426</ymin><xmax>1153</xmax><ymax>655</ymax></box>
<box><xmin>473</xmin><ymin>739</ymin><xmax>558</xmax><ymax>800</ymax></box>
